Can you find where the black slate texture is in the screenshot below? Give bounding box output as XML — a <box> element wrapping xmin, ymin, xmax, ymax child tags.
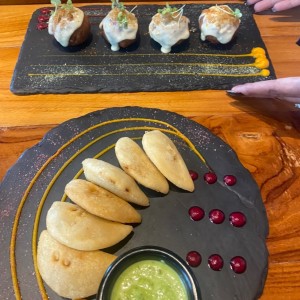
<box><xmin>10</xmin><ymin>4</ymin><xmax>276</xmax><ymax>94</ymax></box>
<box><xmin>0</xmin><ymin>107</ymin><xmax>269</xmax><ymax>300</ymax></box>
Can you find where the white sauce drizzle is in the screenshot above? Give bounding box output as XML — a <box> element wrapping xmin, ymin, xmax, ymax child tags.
<box><xmin>199</xmin><ymin>6</ymin><xmax>240</xmax><ymax>44</ymax></box>
<box><xmin>149</xmin><ymin>14</ymin><xmax>190</xmax><ymax>53</ymax></box>
<box><xmin>99</xmin><ymin>9</ymin><xmax>138</xmax><ymax>52</ymax></box>
<box><xmin>48</xmin><ymin>7</ymin><xmax>84</xmax><ymax>47</ymax></box>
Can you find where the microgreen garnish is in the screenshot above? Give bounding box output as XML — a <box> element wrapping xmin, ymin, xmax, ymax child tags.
<box><xmin>233</xmin><ymin>8</ymin><xmax>242</xmax><ymax>19</ymax></box>
<box><xmin>117</xmin><ymin>11</ymin><xmax>128</xmax><ymax>28</ymax></box>
<box><xmin>158</xmin><ymin>3</ymin><xmax>186</xmax><ymax>23</ymax></box>
<box><xmin>216</xmin><ymin>5</ymin><xmax>242</xmax><ymax>19</ymax></box>
<box><xmin>65</xmin><ymin>0</ymin><xmax>73</xmax><ymax>9</ymax></box>
<box><xmin>158</xmin><ymin>3</ymin><xmax>178</xmax><ymax>15</ymax></box>
<box><xmin>50</xmin><ymin>0</ymin><xmax>73</xmax><ymax>15</ymax></box>
<box><xmin>50</xmin><ymin>0</ymin><xmax>61</xmax><ymax>14</ymax></box>
<box><xmin>112</xmin><ymin>0</ymin><xmax>125</xmax><ymax>10</ymax></box>
<box><xmin>111</xmin><ymin>0</ymin><xmax>131</xmax><ymax>28</ymax></box>
<box><xmin>171</xmin><ymin>5</ymin><xmax>185</xmax><ymax>22</ymax></box>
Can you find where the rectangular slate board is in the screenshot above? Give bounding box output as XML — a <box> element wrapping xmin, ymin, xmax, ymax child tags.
<box><xmin>10</xmin><ymin>3</ymin><xmax>276</xmax><ymax>94</ymax></box>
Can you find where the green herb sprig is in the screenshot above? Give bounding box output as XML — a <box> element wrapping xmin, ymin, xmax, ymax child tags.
<box><xmin>233</xmin><ymin>8</ymin><xmax>242</xmax><ymax>19</ymax></box>
<box><xmin>117</xmin><ymin>11</ymin><xmax>128</xmax><ymax>28</ymax></box>
<box><xmin>158</xmin><ymin>3</ymin><xmax>186</xmax><ymax>24</ymax></box>
<box><xmin>50</xmin><ymin>0</ymin><xmax>73</xmax><ymax>15</ymax></box>
<box><xmin>111</xmin><ymin>0</ymin><xmax>129</xmax><ymax>28</ymax></box>
<box><xmin>157</xmin><ymin>3</ymin><xmax>178</xmax><ymax>15</ymax></box>
<box><xmin>112</xmin><ymin>0</ymin><xmax>125</xmax><ymax>10</ymax></box>
<box><xmin>215</xmin><ymin>5</ymin><xmax>243</xmax><ymax>19</ymax></box>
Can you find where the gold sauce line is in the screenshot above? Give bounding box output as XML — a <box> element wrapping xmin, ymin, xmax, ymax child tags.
<box><xmin>28</xmin><ymin>71</ymin><xmax>269</xmax><ymax>77</ymax></box>
<box><xmin>30</xmin><ymin>48</ymin><xmax>269</xmax><ymax>78</ymax></box>
<box><xmin>40</xmin><ymin>52</ymin><xmax>257</xmax><ymax>58</ymax></box>
<box><xmin>31</xmin><ymin>63</ymin><xmax>260</xmax><ymax>67</ymax></box>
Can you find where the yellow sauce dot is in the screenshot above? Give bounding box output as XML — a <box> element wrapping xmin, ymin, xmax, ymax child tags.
<box><xmin>260</xmin><ymin>69</ymin><xmax>270</xmax><ymax>77</ymax></box>
<box><xmin>255</xmin><ymin>58</ymin><xmax>269</xmax><ymax>69</ymax></box>
<box><xmin>251</xmin><ymin>47</ymin><xmax>266</xmax><ymax>58</ymax></box>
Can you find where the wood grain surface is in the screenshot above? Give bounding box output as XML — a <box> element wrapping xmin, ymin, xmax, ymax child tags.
<box><xmin>0</xmin><ymin>2</ymin><xmax>300</xmax><ymax>299</ymax></box>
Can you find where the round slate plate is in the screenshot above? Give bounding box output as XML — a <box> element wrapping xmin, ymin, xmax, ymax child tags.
<box><xmin>0</xmin><ymin>107</ymin><xmax>268</xmax><ymax>300</ymax></box>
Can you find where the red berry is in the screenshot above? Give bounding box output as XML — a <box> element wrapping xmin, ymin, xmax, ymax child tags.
<box><xmin>189</xmin><ymin>170</ymin><xmax>199</xmax><ymax>181</ymax></box>
<box><xmin>208</xmin><ymin>254</ymin><xmax>223</xmax><ymax>271</ymax></box>
<box><xmin>186</xmin><ymin>251</ymin><xmax>202</xmax><ymax>267</ymax></box>
<box><xmin>230</xmin><ymin>256</ymin><xmax>247</xmax><ymax>274</ymax></box>
<box><xmin>204</xmin><ymin>172</ymin><xmax>217</xmax><ymax>184</ymax></box>
<box><xmin>229</xmin><ymin>212</ymin><xmax>246</xmax><ymax>227</ymax></box>
<box><xmin>224</xmin><ymin>175</ymin><xmax>237</xmax><ymax>186</ymax></box>
<box><xmin>209</xmin><ymin>209</ymin><xmax>225</xmax><ymax>224</ymax></box>
<box><xmin>189</xmin><ymin>206</ymin><xmax>205</xmax><ymax>221</ymax></box>
<box><xmin>36</xmin><ymin>23</ymin><xmax>48</xmax><ymax>30</ymax></box>
<box><xmin>40</xmin><ymin>8</ymin><xmax>51</xmax><ymax>15</ymax></box>
<box><xmin>38</xmin><ymin>15</ymin><xmax>50</xmax><ymax>23</ymax></box>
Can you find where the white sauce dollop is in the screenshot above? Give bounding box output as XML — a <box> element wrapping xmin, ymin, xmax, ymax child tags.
<box><xmin>48</xmin><ymin>7</ymin><xmax>84</xmax><ymax>47</ymax></box>
<box><xmin>99</xmin><ymin>8</ymin><xmax>138</xmax><ymax>52</ymax></box>
<box><xmin>149</xmin><ymin>14</ymin><xmax>190</xmax><ymax>53</ymax></box>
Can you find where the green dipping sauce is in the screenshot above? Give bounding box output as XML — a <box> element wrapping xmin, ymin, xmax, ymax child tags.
<box><xmin>110</xmin><ymin>260</ymin><xmax>188</xmax><ymax>300</ymax></box>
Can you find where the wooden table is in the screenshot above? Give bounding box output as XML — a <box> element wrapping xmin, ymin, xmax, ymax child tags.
<box><xmin>1</xmin><ymin>1</ymin><xmax>300</xmax><ymax>299</ymax></box>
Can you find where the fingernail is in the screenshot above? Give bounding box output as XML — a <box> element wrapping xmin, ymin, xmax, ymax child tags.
<box><xmin>296</xmin><ymin>38</ymin><xmax>300</xmax><ymax>46</ymax></box>
<box><xmin>226</xmin><ymin>90</ymin><xmax>245</xmax><ymax>97</ymax></box>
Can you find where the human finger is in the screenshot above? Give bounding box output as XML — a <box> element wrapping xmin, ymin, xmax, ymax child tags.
<box><xmin>229</xmin><ymin>80</ymin><xmax>278</xmax><ymax>98</ymax></box>
<box><xmin>252</xmin><ymin>0</ymin><xmax>282</xmax><ymax>12</ymax></box>
<box><xmin>272</xmin><ymin>0</ymin><xmax>300</xmax><ymax>11</ymax></box>
<box><xmin>229</xmin><ymin>78</ymin><xmax>300</xmax><ymax>102</ymax></box>
<box><xmin>246</xmin><ymin>0</ymin><xmax>262</xmax><ymax>5</ymax></box>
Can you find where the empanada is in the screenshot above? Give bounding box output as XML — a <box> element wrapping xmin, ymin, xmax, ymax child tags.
<box><xmin>65</xmin><ymin>179</ymin><xmax>141</xmax><ymax>223</ymax></box>
<box><xmin>142</xmin><ymin>130</ymin><xmax>194</xmax><ymax>192</ymax></box>
<box><xmin>115</xmin><ymin>137</ymin><xmax>169</xmax><ymax>194</ymax></box>
<box><xmin>37</xmin><ymin>230</ymin><xmax>116</xmax><ymax>299</ymax></box>
<box><xmin>46</xmin><ymin>201</ymin><xmax>133</xmax><ymax>251</ymax></box>
<box><xmin>82</xmin><ymin>158</ymin><xmax>149</xmax><ymax>206</ymax></box>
